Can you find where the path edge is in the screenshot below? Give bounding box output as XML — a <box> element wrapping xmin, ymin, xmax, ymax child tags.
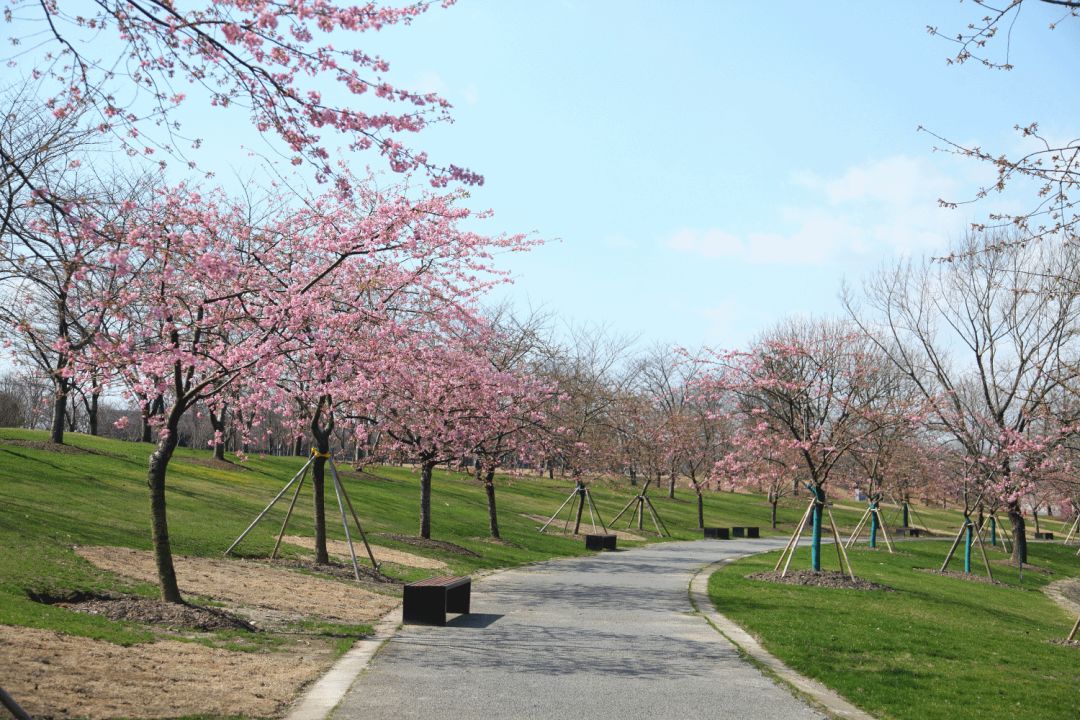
<box><xmin>283</xmin><ymin>605</ymin><xmax>401</xmax><ymax>720</ymax></box>
<box><xmin>688</xmin><ymin>557</ymin><xmax>876</xmax><ymax>720</ymax></box>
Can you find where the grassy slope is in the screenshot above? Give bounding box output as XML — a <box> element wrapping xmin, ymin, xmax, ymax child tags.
<box><xmin>1</xmin><ymin>427</ymin><xmax>966</xmax><ymax>646</ymax></box>
<box><xmin>709</xmin><ymin>541</ymin><xmax>1080</xmax><ymax>720</ymax></box>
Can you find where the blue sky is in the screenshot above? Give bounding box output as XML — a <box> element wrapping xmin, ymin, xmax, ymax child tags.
<box><xmin>10</xmin><ymin>1</ymin><xmax>1079</xmax><ymax>351</ymax></box>
<box><xmin>342</xmin><ymin>1</ymin><xmax>1080</xmax><ymax>350</ymax></box>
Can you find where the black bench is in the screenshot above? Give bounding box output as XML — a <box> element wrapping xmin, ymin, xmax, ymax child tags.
<box><xmin>1035</xmin><ymin>532</ymin><xmax>1054</xmax><ymax>540</ymax></box>
<box><xmin>585</xmin><ymin>534</ymin><xmax>617</xmax><ymax>551</ymax></box>
<box><xmin>731</xmin><ymin>526</ymin><xmax>760</xmax><ymax>539</ymax></box>
<box><xmin>402</xmin><ymin>575</ymin><xmax>471</xmax><ymax>626</ymax></box>
<box><xmin>703</xmin><ymin>527</ymin><xmax>730</xmax><ymax>539</ymax></box>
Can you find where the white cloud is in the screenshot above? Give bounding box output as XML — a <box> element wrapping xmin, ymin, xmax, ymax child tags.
<box><xmin>665</xmin><ymin>154</ymin><xmax>971</xmax><ymax>265</ymax></box>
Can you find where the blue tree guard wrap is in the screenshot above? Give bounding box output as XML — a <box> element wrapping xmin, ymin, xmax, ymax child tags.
<box><xmin>810</xmin><ymin>485</ymin><xmax>824</xmax><ymax>571</ymax></box>
<box><xmin>869</xmin><ymin>500</ymin><xmax>879</xmax><ymax>548</ymax></box>
<box><xmin>964</xmin><ymin>521</ymin><xmax>973</xmax><ymax>574</ymax></box>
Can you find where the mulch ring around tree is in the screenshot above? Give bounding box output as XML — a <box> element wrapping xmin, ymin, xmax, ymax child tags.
<box><xmin>268</xmin><ymin>557</ymin><xmax>395</xmax><ymax>586</ymax></box>
<box><xmin>0</xmin><ymin>438</ymin><xmax>89</xmax><ymax>454</ymax></box>
<box><xmin>376</xmin><ymin>533</ymin><xmax>481</xmax><ymax>557</ymax></box>
<box><xmin>748</xmin><ymin>570</ymin><xmax>893</xmax><ymax>591</ymax></box>
<box><xmin>913</xmin><ymin>567</ymin><xmax>1005</xmax><ymax>585</ymax></box>
<box><xmin>31</xmin><ymin>591</ymin><xmax>255</xmax><ymax>632</ymax></box>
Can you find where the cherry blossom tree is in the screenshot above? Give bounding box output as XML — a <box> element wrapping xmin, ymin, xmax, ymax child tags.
<box><xmin>850</xmin><ymin>232</ymin><xmax>1080</xmax><ymax>562</ymax></box>
<box><xmin>924</xmin><ymin>1</ymin><xmax>1079</xmax><ymax>246</ymax></box>
<box><xmin>3</xmin><ymin>0</ymin><xmax>480</xmax><ymax>189</ymax></box>
<box><xmin>700</xmin><ymin>319</ymin><xmax>904</xmax><ymax>571</ymax></box>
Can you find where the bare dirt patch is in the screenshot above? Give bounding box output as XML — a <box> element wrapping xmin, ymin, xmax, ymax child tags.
<box><xmin>177</xmin><ymin>456</ymin><xmax>250</xmax><ymax>471</ymax></box>
<box><xmin>281</xmin><ymin>535</ymin><xmax>449</xmax><ymax>570</ymax></box>
<box><xmin>51</xmin><ymin>594</ymin><xmax>254</xmax><ymax>632</ymax></box>
<box><xmin>376</xmin><ymin>533</ymin><xmax>481</xmax><ymax>557</ymax></box>
<box><xmin>749</xmin><ymin>570</ymin><xmax>893</xmax><ymax>591</ymax></box>
<box><xmin>76</xmin><ymin>546</ymin><xmax>397</xmax><ymax>625</ymax></box>
<box><xmin>914</xmin><ymin>567</ymin><xmax>1004</xmax><ymax>585</ymax></box>
<box><xmin>1043</xmin><ymin>577</ymin><xmax>1080</xmax><ymax>617</ymax></box>
<box><xmin>0</xmin><ymin>624</ymin><xmax>330</xmax><ymax>719</ymax></box>
<box><xmin>522</xmin><ymin>514</ymin><xmax>645</xmax><ymax>541</ymax></box>
<box><xmin>0</xmin><ymin>439</ymin><xmax>89</xmax><ymax>454</ymax></box>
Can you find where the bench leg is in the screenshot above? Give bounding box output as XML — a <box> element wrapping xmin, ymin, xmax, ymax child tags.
<box><xmin>402</xmin><ymin>586</ymin><xmax>448</xmax><ymax>626</ymax></box>
<box><xmin>445</xmin><ymin>581</ymin><xmax>471</xmax><ymax>615</ymax></box>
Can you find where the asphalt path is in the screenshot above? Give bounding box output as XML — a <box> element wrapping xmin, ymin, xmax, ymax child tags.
<box><xmin>332</xmin><ymin>538</ymin><xmax>825</xmax><ymax>720</ymax></box>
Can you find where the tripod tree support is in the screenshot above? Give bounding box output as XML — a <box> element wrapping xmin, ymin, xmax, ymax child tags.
<box><xmin>539</xmin><ymin>479</ymin><xmax>607</xmax><ymax>535</ymax></box>
<box><xmin>775</xmin><ymin>498</ymin><xmax>815</xmax><ymax>575</ymax></box>
<box><xmin>225</xmin><ymin>455</ymin><xmax>315</xmax><ymax>556</ymax></box>
<box><xmin>609</xmin><ymin>477</ymin><xmax>669</xmax><ymax>537</ymax></box>
<box><xmin>225</xmin><ymin>450</ymin><xmax>379</xmax><ymax>580</ymax></box>
<box><xmin>844</xmin><ymin>500</ymin><xmax>894</xmax><ymax>553</ymax></box>
<box><xmin>1062</xmin><ymin>515</ymin><xmax>1079</xmax><ymax>545</ymax></box>
<box><xmin>941</xmin><ymin>517</ymin><xmax>994</xmax><ymax>580</ymax></box>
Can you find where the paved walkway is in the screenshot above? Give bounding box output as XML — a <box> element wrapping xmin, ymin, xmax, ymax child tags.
<box><xmin>332</xmin><ymin>538</ymin><xmax>825</xmax><ymax>720</ymax></box>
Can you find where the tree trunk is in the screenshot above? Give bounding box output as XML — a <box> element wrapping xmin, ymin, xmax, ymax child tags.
<box><xmin>1008</xmin><ymin>501</ymin><xmax>1028</xmax><ymax>564</ymax></box>
<box><xmin>148</xmin><ymin>413</ymin><xmax>183</xmax><ymax>603</ymax></box>
<box><xmin>49</xmin><ymin>381</ymin><xmax>67</xmax><ymax>444</ymax></box>
<box><xmin>310</xmin><ymin>407</ymin><xmax>333</xmax><ymax>565</ymax></box>
<box><xmin>87</xmin><ymin>391</ymin><xmax>99</xmax><ymax>436</ymax></box>
<box><xmin>209</xmin><ymin>408</ymin><xmax>226</xmax><ymax>461</ymax></box>
<box><xmin>573</xmin><ymin>481</ymin><xmax>586</xmax><ymax>535</ymax></box>
<box><xmin>771</xmin><ymin>499</ymin><xmax>778</xmax><ymax>529</ymax></box>
<box><xmin>420</xmin><ymin>459</ymin><xmax>435</xmax><ymax>539</ymax></box>
<box><xmin>668</xmin><ymin>467</ymin><xmax>676</xmax><ymax>499</ymax></box>
<box><xmin>696</xmin><ymin>489</ymin><xmax>704</xmax><ymax>529</ymax></box>
<box><xmin>629</xmin><ymin>466</ymin><xmax>637</xmax><ymax>487</ymax></box>
<box><xmin>483</xmin><ymin>467</ymin><xmax>500</xmax><ymax>539</ymax></box>
<box><xmin>293</xmin><ymin>435</ymin><xmax>304</xmax><ymax>457</ymax></box>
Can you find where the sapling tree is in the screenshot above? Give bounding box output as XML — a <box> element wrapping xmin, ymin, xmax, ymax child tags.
<box><xmin>701</xmin><ymin>318</ymin><xmax>900</xmax><ymax>571</ymax></box>
<box><xmin>850</xmin><ymin>233</ymin><xmax>1080</xmax><ymax>562</ymax></box>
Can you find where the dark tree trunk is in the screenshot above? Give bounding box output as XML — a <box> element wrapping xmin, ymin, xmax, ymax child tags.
<box><xmin>483</xmin><ymin>466</ymin><xmax>500</xmax><ymax>539</ymax></box>
<box><xmin>293</xmin><ymin>435</ymin><xmax>305</xmax><ymax>457</ymax></box>
<box><xmin>87</xmin><ymin>391</ymin><xmax>99</xmax><ymax>436</ymax></box>
<box><xmin>209</xmin><ymin>407</ymin><xmax>226</xmax><ymax>461</ymax></box>
<box><xmin>49</xmin><ymin>381</ymin><xmax>67</xmax><ymax>444</ymax></box>
<box><xmin>148</xmin><ymin>410</ymin><xmax>183</xmax><ymax>603</ymax></box>
<box><xmin>1009</xmin><ymin>501</ymin><xmax>1028</xmax><ymax>564</ymax></box>
<box><xmin>573</xmin><ymin>481</ymin><xmax>586</xmax><ymax>535</ymax></box>
<box><xmin>668</xmin><ymin>468</ymin><xmax>676</xmax><ymax>499</ymax></box>
<box><xmin>420</xmin><ymin>458</ymin><xmax>436</xmax><ymax>539</ymax></box>
<box><xmin>771</xmin><ymin>499</ymin><xmax>778</xmax><ymax>529</ymax></box>
<box><xmin>310</xmin><ymin>405</ymin><xmax>333</xmax><ymax>565</ymax></box>
<box><xmin>629</xmin><ymin>466</ymin><xmax>637</xmax><ymax>487</ymax></box>
<box><xmin>696</xmin><ymin>489</ymin><xmax>704</xmax><ymax>529</ymax></box>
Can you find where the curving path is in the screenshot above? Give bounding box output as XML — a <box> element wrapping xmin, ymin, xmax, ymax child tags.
<box><xmin>331</xmin><ymin>538</ymin><xmax>825</xmax><ymax>720</ymax></box>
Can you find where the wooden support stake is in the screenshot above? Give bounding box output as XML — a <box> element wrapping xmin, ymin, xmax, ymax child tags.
<box><xmin>0</xmin><ymin>686</ymin><xmax>33</xmax><ymax>720</ymax></box>
<box><xmin>845</xmin><ymin>507</ymin><xmax>871</xmax><ymax>548</ymax></box>
<box><xmin>826</xmin><ymin>507</ymin><xmax>856</xmax><ymax>581</ymax></box>
<box><xmin>644</xmin><ymin>494</ymin><xmax>670</xmax><ymax>537</ymax></box>
<box><xmin>781</xmin><ymin>501</ymin><xmax>815</xmax><ymax>577</ymax></box>
<box><xmin>539</xmin><ymin>487</ymin><xmax>578</xmax><ymax>534</ymax></box>
<box><xmin>329</xmin><ymin>458</ymin><xmax>379</xmax><ymax>570</ymax></box>
<box><xmin>328</xmin><ymin>461</ymin><xmax>362</xmax><ymax>581</ymax></box>
<box><xmin>940</xmin><ymin>522</ymin><xmax>968</xmax><ymax>572</ymax></box>
<box><xmin>776</xmin><ymin>500</ymin><xmax>814</xmax><ymax>572</ymax></box>
<box><xmin>971</xmin><ymin>518</ymin><xmax>994</xmax><ymax>582</ymax></box>
<box><xmin>585</xmin><ymin>488</ymin><xmax>608</xmax><ymax>533</ymax></box>
<box><xmin>876</xmin><ymin>508</ymin><xmax>895</xmax><ymax>554</ymax></box>
<box><xmin>225</xmin><ymin>456</ymin><xmax>315</xmax><ymax>555</ymax></box>
<box><xmin>1068</xmin><ymin>615</ymin><xmax>1080</xmax><ymax>643</ymax></box>
<box><xmin>271</xmin><ymin>463</ymin><xmax>308</xmax><ymax>559</ymax></box>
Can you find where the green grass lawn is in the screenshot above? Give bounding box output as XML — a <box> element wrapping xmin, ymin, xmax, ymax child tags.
<box><xmin>2</xmin><ymin>426</ymin><xmax>948</xmax><ymax>645</ymax></box>
<box><xmin>708</xmin><ymin>540</ymin><xmax>1080</xmax><ymax>720</ymax></box>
